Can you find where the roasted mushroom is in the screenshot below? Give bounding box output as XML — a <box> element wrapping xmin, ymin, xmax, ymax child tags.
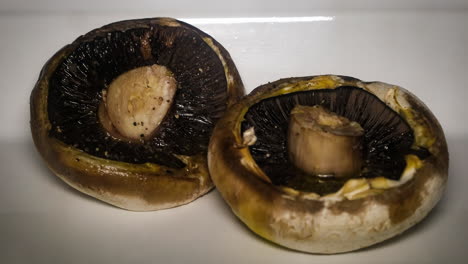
<box><xmin>208</xmin><ymin>75</ymin><xmax>448</xmax><ymax>253</ymax></box>
<box><xmin>30</xmin><ymin>18</ymin><xmax>244</xmax><ymax>211</ymax></box>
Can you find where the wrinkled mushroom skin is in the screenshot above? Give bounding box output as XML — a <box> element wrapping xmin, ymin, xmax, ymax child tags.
<box><xmin>31</xmin><ymin>18</ymin><xmax>244</xmax><ymax>211</ymax></box>
<box><xmin>208</xmin><ymin>75</ymin><xmax>448</xmax><ymax>253</ymax></box>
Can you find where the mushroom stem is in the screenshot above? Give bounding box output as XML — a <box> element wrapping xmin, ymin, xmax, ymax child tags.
<box><xmin>288</xmin><ymin>105</ymin><xmax>364</xmax><ymax>178</ymax></box>
<box><xmin>101</xmin><ymin>64</ymin><xmax>177</xmax><ymax>141</ymax></box>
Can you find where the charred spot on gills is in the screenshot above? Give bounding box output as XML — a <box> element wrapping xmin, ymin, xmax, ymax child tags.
<box><xmin>288</xmin><ymin>105</ymin><xmax>364</xmax><ymax>178</ymax></box>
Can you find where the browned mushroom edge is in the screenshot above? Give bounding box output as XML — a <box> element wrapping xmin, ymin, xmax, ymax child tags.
<box><xmin>30</xmin><ymin>17</ymin><xmax>245</xmax><ymax>211</ymax></box>
<box><xmin>208</xmin><ymin>75</ymin><xmax>448</xmax><ymax>253</ymax></box>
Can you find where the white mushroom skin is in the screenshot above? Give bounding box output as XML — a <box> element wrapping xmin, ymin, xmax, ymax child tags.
<box><xmin>104</xmin><ymin>64</ymin><xmax>176</xmax><ymax>140</ymax></box>
<box><xmin>288</xmin><ymin>105</ymin><xmax>364</xmax><ymax>178</ymax></box>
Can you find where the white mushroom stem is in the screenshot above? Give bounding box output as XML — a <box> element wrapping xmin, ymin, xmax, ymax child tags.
<box><xmin>288</xmin><ymin>105</ymin><xmax>364</xmax><ymax>178</ymax></box>
<box><xmin>101</xmin><ymin>64</ymin><xmax>177</xmax><ymax>141</ymax></box>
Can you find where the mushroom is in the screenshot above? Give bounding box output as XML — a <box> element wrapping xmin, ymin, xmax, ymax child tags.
<box><xmin>208</xmin><ymin>75</ymin><xmax>448</xmax><ymax>253</ymax></box>
<box><xmin>30</xmin><ymin>18</ymin><xmax>244</xmax><ymax>211</ymax></box>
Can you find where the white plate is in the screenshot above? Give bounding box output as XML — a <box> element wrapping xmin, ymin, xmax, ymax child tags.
<box><xmin>1</xmin><ymin>2</ymin><xmax>467</xmax><ymax>263</ymax></box>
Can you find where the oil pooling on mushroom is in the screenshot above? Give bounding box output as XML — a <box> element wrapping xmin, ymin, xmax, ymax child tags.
<box><xmin>288</xmin><ymin>105</ymin><xmax>364</xmax><ymax>178</ymax></box>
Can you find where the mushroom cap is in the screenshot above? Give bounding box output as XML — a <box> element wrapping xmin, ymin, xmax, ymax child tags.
<box><xmin>208</xmin><ymin>75</ymin><xmax>448</xmax><ymax>253</ymax></box>
<box><xmin>30</xmin><ymin>18</ymin><xmax>244</xmax><ymax>211</ymax></box>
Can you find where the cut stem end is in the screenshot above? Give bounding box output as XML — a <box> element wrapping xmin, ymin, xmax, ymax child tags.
<box><xmin>99</xmin><ymin>64</ymin><xmax>177</xmax><ymax>141</ymax></box>
<box><xmin>288</xmin><ymin>105</ymin><xmax>364</xmax><ymax>178</ymax></box>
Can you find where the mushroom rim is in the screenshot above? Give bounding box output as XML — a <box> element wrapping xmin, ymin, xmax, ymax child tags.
<box><xmin>30</xmin><ymin>17</ymin><xmax>245</xmax><ymax>211</ymax></box>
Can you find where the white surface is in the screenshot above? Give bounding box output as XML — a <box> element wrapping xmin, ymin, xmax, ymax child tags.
<box><xmin>1</xmin><ymin>2</ymin><xmax>468</xmax><ymax>263</ymax></box>
<box><xmin>1</xmin><ymin>0</ymin><xmax>468</xmax><ymax>14</ymax></box>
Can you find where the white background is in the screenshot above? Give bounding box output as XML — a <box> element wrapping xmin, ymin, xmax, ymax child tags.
<box><xmin>1</xmin><ymin>0</ymin><xmax>467</xmax><ymax>263</ymax></box>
